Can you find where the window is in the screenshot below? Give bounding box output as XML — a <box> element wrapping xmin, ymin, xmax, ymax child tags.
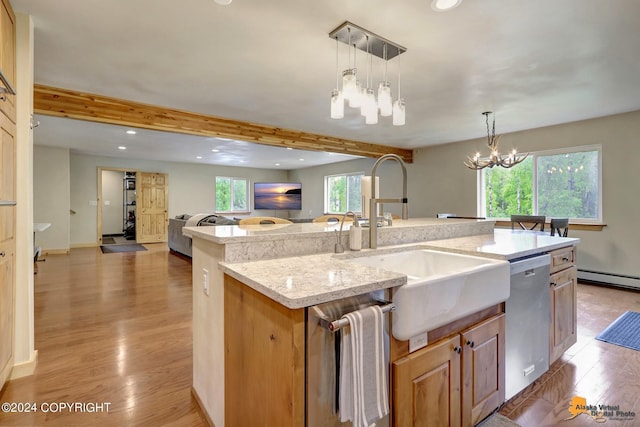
<box><xmin>478</xmin><ymin>145</ymin><xmax>601</xmax><ymax>222</ymax></box>
<box><xmin>324</xmin><ymin>172</ymin><xmax>363</xmax><ymax>214</ymax></box>
<box><xmin>215</xmin><ymin>176</ymin><xmax>248</xmax><ymax>213</ymax></box>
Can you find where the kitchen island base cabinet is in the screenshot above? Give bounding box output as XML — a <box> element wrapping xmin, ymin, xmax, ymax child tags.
<box><xmin>550</xmin><ymin>265</ymin><xmax>578</xmax><ymax>364</ymax></box>
<box><xmin>393</xmin><ymin>314</ymin><xmax>505</xmax><ymax>427</ymax></box>
<box><xmin>224</xmin><ymin>275</ymin><xmax>305</xmax><ymax>427</ymax></box>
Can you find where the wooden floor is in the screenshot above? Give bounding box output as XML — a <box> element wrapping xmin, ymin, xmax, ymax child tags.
<box><xmin>500</xmin><ymin>282</ymin><xmax>640</xmax><ymax>426</ymax></box>
<box><xmin>1</xmin><ymin>245</ymin><xmax>639</xmax><ymax>426</ymax></box>
<box><xmin>0</xmin><ymin>245</ymin><xmax>207</xmax><ymax>427</ymax></box>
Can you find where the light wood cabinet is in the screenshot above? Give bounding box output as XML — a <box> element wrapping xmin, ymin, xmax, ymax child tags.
<box><xmin>0</xmin><ymin>0</ymin><xmax>15</xmax><ymax>120</ymax></box>
<box><xmin>393</xmin><ymin>314</ymin><xmax>505</xmax><ymax>427</ymax></box>
<box><xmin>0</xmin><ymin>0</ymin><xmax>15</xmax><ymax>391</ymax></box>
<box><xmin>549</xmin><ymin>247</ymin><xmax>577</xmax><ymax>364</ymax></box>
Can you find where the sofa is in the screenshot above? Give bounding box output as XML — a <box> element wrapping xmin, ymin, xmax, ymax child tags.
<box><xmin>168</xmin><ymin>214</ymin><xmax>237</xmax><ymax>257</ymax></box>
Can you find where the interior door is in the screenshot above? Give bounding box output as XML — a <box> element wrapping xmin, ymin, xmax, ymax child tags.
<box><xmin>136</xmin><ymin>172</ymin><xmax>168</xmax><ymax>243</ymax></box>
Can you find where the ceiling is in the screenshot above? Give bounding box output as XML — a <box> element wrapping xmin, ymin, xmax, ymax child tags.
<box><xmin>13</xmin><ymin>0</ymin><xmax>640</xmax><ymax>168</ymax></box>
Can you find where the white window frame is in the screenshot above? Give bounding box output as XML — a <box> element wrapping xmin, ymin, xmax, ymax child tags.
<box><xmin>323</xmin><ymin>171</ymin><xmax>365</xmax><ymax>214</ymax></box>
<box><xmin>215</xmin><ymin>176</ymin><xmax>249</xmax><ymax>214</ymax></box>
<box><xmin>476</xmin><ymin>144</ymin><xmax>602</xmax><ymax>223</ymax></box>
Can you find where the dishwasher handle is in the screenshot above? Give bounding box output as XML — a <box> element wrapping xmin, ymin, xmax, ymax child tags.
<box><xmin>510</xmin><ymin>253</ymin><xmax>551</xmax><ymax>275</ymax></box>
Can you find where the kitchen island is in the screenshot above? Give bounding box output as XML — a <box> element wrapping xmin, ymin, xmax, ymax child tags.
<box><xmin>183</xmin><ymin>219</ymin><xmax>578</xmax><ymax>426</ymax></box>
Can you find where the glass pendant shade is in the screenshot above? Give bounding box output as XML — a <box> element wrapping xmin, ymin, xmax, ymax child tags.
<box><xmin>392</xmin><ymin>98</ymin><xmax>406</xmax><ymax>126</ymax></box>
<box><xmin>364</xmin><ymin>89</ymin><xmax>378</xmax><ymax>124</ymax></box>
<box><xmin>330</xmin><ymin>89</ymin><xmax>344</xmax><ymax>119</ymax></box>
<box><xmin>342</xmin><ymin>69</ymin><xmax>357</xmax><ymax>101</ymax></box>
<box><xmin>348</xmin><ymin>80</ymin><xmax>362</xmax><ymax>108</ymax></box>
<box><xmin>377</xmin><ymin>81</ymin><xmax>393</xmax><ymax>117</ymax></box>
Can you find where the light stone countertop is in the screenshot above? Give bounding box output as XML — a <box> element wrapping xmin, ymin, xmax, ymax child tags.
<box><xmin>218</xmin><ymin>228</ymin><xmax>580</xmax><ymax>309</ymax></box>
<box><xmin>423</xmin><ymin>228</ymin><xmax>580</xmax><ymax>261</ymax></box>
<box><xmin>219</xmin><ymin>251</ymin><xmax>409</xmax><ymax>309</ymax></box>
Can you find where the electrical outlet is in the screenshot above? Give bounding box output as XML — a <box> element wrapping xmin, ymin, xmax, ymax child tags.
<box><xmin>202</xmin><ymin>268</ymin><xmax>209</xmax><ymax>296</ymax></box>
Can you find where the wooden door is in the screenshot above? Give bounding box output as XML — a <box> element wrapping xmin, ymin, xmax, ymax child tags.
<box><xmin>393</xmin><ymin>335</ymin><xmax>462</xmax><ymax>427</ymax></box>
<box><xmin>550</xmin><ymin>266</ymin><xmax>578</xmax><ymax>363</ymax></box>
<box><xmin>0</xmin><ymin>0</ymin><xmax>15</xmax><ymax>389</ymax></box>
<box><xmin>461</xmin><ymin>314</ymin><xmax>505</xmax><ymax>426</ymax></box>
<box><xmin>136</xmin><ymin>172</ymin><xmax>168</xmax><ymax>243</ymax></box>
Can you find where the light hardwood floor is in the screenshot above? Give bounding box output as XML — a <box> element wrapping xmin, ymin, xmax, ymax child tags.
<box><xmin>1</xmin><ymin>244</ymin><xmax>639</xmax><ymax>426</ymax></box>
<box><xmin>500</xmin><ymin>282</ymin><xmax>640</xmax><ymax>426</ymax></box>
<box><xmin>0</xmin><ymin>244</ymin><xmax>206</xmax><ymax>426</ymax></box>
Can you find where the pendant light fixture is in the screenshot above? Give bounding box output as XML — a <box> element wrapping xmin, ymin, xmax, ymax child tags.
<box><xmin>329</xmin><ymin>21</ymin><xmax>407</xmax><ymax>126</ymax></box>
<box><xmin>464</xmin><ymin>112</ymin><xmax>529</xmax><ymax>170</ymax></box>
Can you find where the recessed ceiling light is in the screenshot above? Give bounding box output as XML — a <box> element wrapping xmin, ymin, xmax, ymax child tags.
<box><xmin>211</xmin><ymin>149</ymin><xmax>220</xmax><ymax>152</ymax></box>
<box><xmin>299</xmin><ymin>158</ymin><xmax>305</xmax><ymax>161</ymax></box>
<box><xmin>118</xmin><ymin>146</ymin><xmax>127</xmax><ymax>150</ymax></box>
<box><xmin>214</xmin><ymin>0</ymin><xmax>232</xmax><ymax>5</ymax></box>
<box><xmin>126</xmin><ymin>130</ymin><xmax>137</xmax><ymax>135</ymax></box>
<box><xmin>239</xmin><ymin>160</ymin><xmax>246</xmax><ymax>163</ymax></box>
<box><xmin>274</xmin><ymin>163</ymin><xmax>281</xmax><ymax>166</ymax></box>
<box><xmin>431</xmin><ymin>0</ymin><xmax>462</xmax><ymax>11</ymax></box>
<box><xmin>196</xmin><ymin>156</ymin><xmax>203</xmax><ymax>159</ymax></box>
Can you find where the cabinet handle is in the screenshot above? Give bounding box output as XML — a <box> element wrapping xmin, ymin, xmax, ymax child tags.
<box><xmin>466</xmin><ymin>340</ymin><xmax>475</xmax><ymax>348</ymax></box>
<box><xmin>453</xmin><ymin>346</ymin><xmax>462</xmax><ymax>354</ymax></box>
<box><xmin>550</xmin><ymin>281</ymin><xmax>557</xmax><ymax>287</ymax></box>
<box><xmin>0</xmin><ymin>251</ymin><xmax>5</xmax><ymax>257</ymax></box>
<box><xmin>562</xmin><ymin>257</ymin><xmax>570</xmax><ymax>262</ymax></box>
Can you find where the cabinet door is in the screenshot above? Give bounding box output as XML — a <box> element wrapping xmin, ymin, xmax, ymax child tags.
<box><xmin>393</xmin><ymin>335</ymin><xmax>461</xmax><ymax>427</ymax></box>
<box><xmin>550</xmin><ymin>266</ymin><xmax>578</xmax><ymax>363</ymax></box>
<box><xmin>461</xmin><ymin>314</ymin><xmax>505</xmax><ymax>427</ymax></box>
<box><xmin>0</xmin><ymin>0</ymin><xmax>16</xmax><ymax>120</ymax></box>
<box><xmin>0</xmin><ymin>240</ymin><xmax>14</xmax><ymax>387</ymax></box>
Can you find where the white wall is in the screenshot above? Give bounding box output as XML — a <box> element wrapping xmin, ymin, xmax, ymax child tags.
<box><xmin>100</xmin><ymin>170</ymin><xmax>124</xmax><ymax>235</ymax></box>
<box><xmin>33</xmin><ymin>146</ymin><xmax>70</xmax><ymax>251</ymax></box>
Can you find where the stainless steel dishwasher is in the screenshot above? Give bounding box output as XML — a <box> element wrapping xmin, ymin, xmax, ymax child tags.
<box><xmin>505</xmin><ymin>253</ymin><xmax>551</xmax><ymax>400</ymax></box>
<box><xmin>306</xmin><ymin>290</ymin><xmax>391</xmax><ymax>427</ymax></box>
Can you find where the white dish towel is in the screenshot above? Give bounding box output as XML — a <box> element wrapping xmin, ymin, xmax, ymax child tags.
<box><xmin>340</xmin><ymin>305</ymin><xmax>389</xmax><ymax>427</ymax></box>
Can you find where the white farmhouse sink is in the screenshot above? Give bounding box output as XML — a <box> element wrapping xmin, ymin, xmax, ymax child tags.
<box><xmin>349</xmin><ymin>249</ymin><xmax>510</xmax><ymax>341</ymax></box>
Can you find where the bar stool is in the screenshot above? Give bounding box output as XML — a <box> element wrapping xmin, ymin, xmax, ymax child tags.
<box><xmin>511</xmin><ymin>215</ymin><xmax>546</xmax><ymax>232</ymax></box>
<box><xmin>550</xmin><ymin>218</ymin><xmax>569</xmax><ymax>237</ymax></box>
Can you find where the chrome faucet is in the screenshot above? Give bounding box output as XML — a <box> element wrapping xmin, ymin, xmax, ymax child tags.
<box><xmin>334</xmin><ymin>211</ymin><xmax>358</xmax><ymax>253</ymax></box>
<box><xmin>369</xmin><ymin>154</ymin><xmax>408</xmax><ymax>249</ymax></box>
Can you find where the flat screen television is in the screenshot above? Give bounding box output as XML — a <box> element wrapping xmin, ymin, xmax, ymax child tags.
<box><xmin>254</xmin><ymin>182</ymin><xmax>302</xmax><ymax>210</ymax></box>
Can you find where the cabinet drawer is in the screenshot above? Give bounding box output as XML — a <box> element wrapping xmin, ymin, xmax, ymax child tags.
<box><xmin>549</xmin><ymin>246</ymin><xmax>575</xmax><ymax>273</ymax></box>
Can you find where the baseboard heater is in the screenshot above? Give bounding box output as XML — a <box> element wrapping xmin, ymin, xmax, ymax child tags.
<box><xmin>579</xmin><ymin>269</ymin><xmax>640</xmax><ymax>290</ymax></box>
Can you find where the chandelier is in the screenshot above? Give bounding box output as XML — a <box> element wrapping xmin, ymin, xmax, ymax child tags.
<box><xmin>464</xmin><ymin>112</ymin><xmax>528</xmax><ymax>170</ymax></box>
<box><xmin>329</xmin><ymin>22</ymin><xmax>407</xmax><ymax>126</ymax></box>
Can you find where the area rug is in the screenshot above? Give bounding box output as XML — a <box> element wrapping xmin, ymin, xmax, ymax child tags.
<box><xmin>100</xmin><ymin>244</ymin><xmax>147</xmax><ymax>254</ymax></box>
<box><xmin>477</xmin><ymin>413</ymin><xmax>521</xmax><ymax>427</ymax></box>
<box><xmin>101</xmin><ymin>236</ymin><xmax>116</xmax><ymax>244</ymax></box>
<box><xmin>596</xmin><ymin>311</ymin><xmax>640</xmax><ymax>351</ymax></box>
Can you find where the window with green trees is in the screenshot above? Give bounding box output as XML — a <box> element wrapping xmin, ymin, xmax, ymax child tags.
<box><xmin>479</xmin><ymin>146</ymin><xmax>601</xmax><ymax>221</ymax></box>
<box><xmin>215</xmin><ymin>176</ymin><xmax>248</xmax><ymax>213</ymax></box>
<box><xmin>325</xmin><ymin>172</ymin><xmax>363</xmax><ymax>214</ymax></box>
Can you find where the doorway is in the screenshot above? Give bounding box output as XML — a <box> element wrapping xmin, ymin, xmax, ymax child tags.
<box><xmin>98</xmin><ymin>168</ymin><xmax>137</xmax><ymax>245</ymax></box>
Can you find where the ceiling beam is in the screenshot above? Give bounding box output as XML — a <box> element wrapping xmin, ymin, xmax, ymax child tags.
<box><xmin>33</xmin><ymin>84</ymin><xmax>413</xmax><ymax>163</ymax></box>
